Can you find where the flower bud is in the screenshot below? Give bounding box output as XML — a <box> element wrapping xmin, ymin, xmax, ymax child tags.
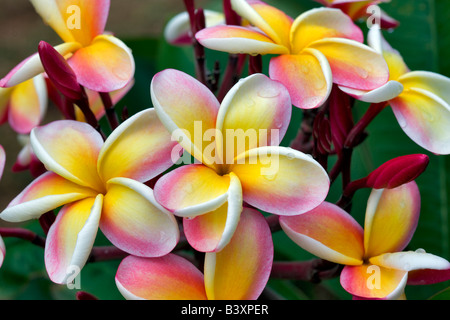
<box><xmin>366</xmin><ymin>154</ymin><xmax>429</xmax><ymax>189</ymax></box>
<box><xmin>38</xmin><ymin>41</ymin><xmax>82</xmax><ymax>101</ymax></box>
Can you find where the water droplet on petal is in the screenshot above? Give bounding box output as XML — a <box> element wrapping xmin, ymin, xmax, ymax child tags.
<box><xmin>263</xmin><ymin>173</ymin><xmax>277</xmax><ymax>181</ymax></box>
<box><xmin>245</xmin><ymin>98</ymin><xmax>256</xmax><ymax>109</ymax></box>
<box><xmin>286</xmin><ymin>152</ymin><xmax>295</xmax><ymax>160</ymax></box>
<box><xmin>396</xmin><ymin>112</ymin><xmax>408</xmax><ymax>129</ymax></box>
<box><xmin>258</xmin><ymin>87</ymin><xmax>280</xmax><ymax>99</ymax></box>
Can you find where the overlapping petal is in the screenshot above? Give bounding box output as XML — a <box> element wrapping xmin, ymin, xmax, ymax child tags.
<box><xmin>151</xmin><ymin>69</ymin><xmax>220</xmax><ymax>166</ymax></box>
<box><xmin>67</xmin><ymin>35</ymin><xmax>135</xmax><ymax>92</ymax></box>
<box><xmin>30</xmin><ymin>120</ymin><xmax>105</xmax><ymax>191</ymax></box>
<box><xmin>30</xmin><ymin>0</ymin><xmax>110</xmax><ymax>47</ymax></box>
<box><xmin>231</xmin><ymin>147</ymin><xmax>329</xmax><ymax>215</ymax></box>
<box><xmin>7</xmin><ymin>75</ymin><xmax>47</xmax><ymax>134</ymax></box>
<box><xmin>280</xmin><ymin>201</ymin><xmax>364</xmax><ymax>265</ymax></box>
<box><xmin>369</xmin><ymin>250</ymin><xmax>450</xmax><ymax>272</ymax></box>
<box><xmin>204</xmin><ymin>207</ymin><xmax>273</xmax><ymax>300</ymax></box>
<box><xmin>290</xmin><ymin>8</ymin><xmax>363</xmax><ymax>54</ymax></box>
<box><xmin>98</xmin><ymin>108</ymin><xmax>177</xmax><ymax>183</ymax></box>
<box><xmin>269</xmin><ymin>49</ymin><xmax>332</xmax><ymax>109</ymax></box>
<box><xmin>183</xmin><ymin>173</ymin><xmax>242</xmax><ymax>252</ymax></box>
<box><xmin>196</xmin><ymin>25</ymin><xmax>289</xmax><ymax>55</ymax></box>
<box><xmin>0</xmin><ymin>172</ymin><xmax>98</xmax><ymax>222</ymax></box>
<box><xmin>340</xmin><ymin>264</ymin><xmax>408</xmax><ymax>299</ymax></box>
<box><xmin>101</xmin><ymin>178</ymin><xmax>179</xmax><ymax>257</ymax></box>
<box><xmin>45</xmin><ymin>195</ymin><xmax>103</xmax><ymax>284</ymax></box>
<box><xmin>216</xmin><ymin>73</ymin><xmax>291</xmax><ymax>163</ymax></box>
<box><xmin>154</xmin><ymin>164</ymin><xmax>233</xmax><ymax>218</ymax></box>
<box><xmin>308</xmin><ymin>38</ymin><xmax>389</xmax><ymax>91</ymax></box>
<box><xmin>231</xmin><ymin>0</ymin><xmax>293</xmax><ymax>48</ymax></box>
<box><xmin>364</xmin><ymin>182</ymin><xmax>420</xmax><ymax>258</ymax></box>
<box><xmin>115</xmin><ymin>254</ymin><xmax>207</xmax><ymax>300</ymax></box>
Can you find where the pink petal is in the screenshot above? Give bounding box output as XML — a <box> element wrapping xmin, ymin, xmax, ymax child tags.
<box><xmin>101</xmin><ymin>178</ymin><xmax>179</xmax><ymax>257</ymax></box>
<box><xmin>115</xmin><ymin>254</ymin><xmax>207</xmax><ymax>300</ymax></box>
<box><xmin>204</xmin><ymin>207</ymin><xmax>273</xmax><ymax>300</ymax></box>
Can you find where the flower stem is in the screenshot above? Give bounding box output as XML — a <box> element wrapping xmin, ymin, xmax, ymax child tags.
<box><xmin>99</xmin><ymin>91</ymin><xmax>120</xmax><ymax>131</ymax></box>
<box><xmin>271</xmin><ymin>259</ymin><xmax>341</xmax><ymax>283</ymax></box>
<box><xmin>0</xmin><ymin>228</ymin><xmax>45</xmax><ymax>248</ymax></box>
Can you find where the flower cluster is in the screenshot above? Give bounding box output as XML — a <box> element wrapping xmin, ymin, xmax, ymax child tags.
<box><xmin>0</xmin><ymin>0</ymin><xmax>449</xmax><ymax>301</ymax></box>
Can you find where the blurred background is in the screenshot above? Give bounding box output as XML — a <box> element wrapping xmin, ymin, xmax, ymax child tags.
<box><xmin>0</xmin><ymin>0</ymin><xmax>449</xmax><ymax>300</ymax></box>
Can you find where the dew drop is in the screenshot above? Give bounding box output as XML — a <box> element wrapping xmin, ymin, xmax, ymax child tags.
<box><xmin>301</xmin><ymin>64</ymin><xmax>310</xmax><ymax>74</ymax></box>
<box><xmin>245</xmin><ymin>98</ymin><xmax>256</xmax><ymax>108</ymax></box>
<box><xmin>286</xmin><ymin>152</ymin><xmax>295</xmax><ymax>160</ymax></box>
<box><xmin>258</xmin><ymin>87</ymin><xmax>281</xmax><ymax>99</ymax></box>
<box><xmin>395</xmin><ymin>112</ymin><xmax>408</xmax><ymax>129</ymax></box>
<box><xmin>264</xmin><ymin>173</ymin><xmax>277</xmax><ymax>181</ymax></box>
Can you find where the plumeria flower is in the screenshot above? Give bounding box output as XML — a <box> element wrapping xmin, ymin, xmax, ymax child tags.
<box><xmin>0</xmin><ymin>109</ymin><xmax>179</xmax><ymax>284</ymax></box>
<box><xmin>151</xmin><ymin>69</ymin><xmax>329</xmax><ymax>253</ymax></box>
<box><xmin>164</xmin><ymin>10</ymin><xmax>225</xmax><ymax>46</ymax></box>
<box><xmin>0</xmin><ymin>0</ymin><xmax>134</xmax><ymax>93</ymax></box>
<box><xmin>12</xmin><ymin>135</ymin><xmax>46</xmax><ymax>177</ymax></box>
<box><xmin>115</xmin><ymin>207</ymin><xmax>273</xmax><ymax>300</ymax></box>
<box><xmin>314</xmin><ymin>0</ymin><xmax>399</xmax><ymax>29</ymax></box>
<box><xmin>342</xmin><ymin>26</ymin><xmax>450</xmax><ymax>155</ymax></box>
<box><xmin>195</xmin><ymin>0</ymin><xmax>389</xmax><ymax>109</ymax></box>
<box><xmin>0</xmin><ymin>74</ymin><xmax>47</xmax><ymax>134</ymax></box>
<box><xmin>280</xmin><ymin>181</ymin><xmax>450</xmax><ymax>300</ymax></box>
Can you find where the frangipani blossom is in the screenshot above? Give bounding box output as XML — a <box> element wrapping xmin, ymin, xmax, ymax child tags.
<box><xmin>314</xmin><ymin>0</ymin><xmax>399</xmax><ymax>29</ymax></box>
<box><xmin>195</xmin><ymin>0</ymin><xmax>389</xmax><ymax>109</ymax></box>
<box><xmin>342</xmin><ymin>26</ymin><xmax>450</xmax><ymax>155</ymax></box>
<box><xmin>0</xmin><ymin>109</ymin><xmax>179</xmax><ymax>284</ymax></box>
<box><xmin>151</xmin><ymin>69</ymin><xmax>329</xmax><ymax>253</ymax></box>
<box><xmin>280</xmin><ymin>182</ymin><xmax>450</xmax><ymax>299</ymax></box>
<box><xmin>0</xmin><ymin>0</ymin><xmax>134</xmax><ymax>93</ymax></box>
<box><xmin>164</xmin><ymin>10</ymin><xmax>225</xmax><ymax>46</ymax></box>
<box><xmin>115</xmin><ymin>207</ymin><xmax>273</xmax><ymax>300</ymax></box>
<box><xmin>0</xmin><ymin>74</ymin><xmax>47</xmax><ymax>134</ymax></box>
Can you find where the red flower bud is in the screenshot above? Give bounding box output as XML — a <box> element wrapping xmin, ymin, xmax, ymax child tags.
<box><xmin>366</xmin><ymin>154</ymin><xmax>429</xmax><ymax>189</ymax></box>
<box><xmin>38</xmin><ymin>41</ymin><xmax>83</xmax><ymax>101</ymax></box>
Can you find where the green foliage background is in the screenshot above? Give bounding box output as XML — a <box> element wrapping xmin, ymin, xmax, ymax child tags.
<box><xmin>0</xmin><ymin>0</ymin><xmax>449</xmax><ymax>300</ymax></box>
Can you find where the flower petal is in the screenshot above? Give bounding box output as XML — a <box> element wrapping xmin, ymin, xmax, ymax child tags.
<box><xmin>45</xmin><ymin>195</ymin><xmax>102</xmax><ymax>284</ymax></box>
<box><xmin>399</xmin><ymin>71</ymin><xmax>450</xmax><ymax>104</ymax></box>
<box><xmin>153</xmin><ymin>164</ymin><xmax>230</xmax><ymax>217</ymax></box>
<box><xmin>290</xmin><ymin>7</ymin><xmax>363</xmax><ymax>54</ymax></box>
<box><xmin>30</xmin><ymin>0</ymin><xmax>110</xmax><ymax>47</ymax></box>
<box><xmin>183</xmin><ymin>172</ymin><xmax>242</xmax><ymax>252</ymax></box>
<box><xmin>338</xmin><ymin>80</ymin><xmax>404</xmax><ymax>103</ymax></box>
<box><xmin>216</xmin><ymin>73</ymin><xmax>291</xmax><ymax>164</ymax></box>
<box><xmin>68</xmin><ymin>35</ymin><xmax>135</xmax><ymax>92</ymax></box>
<box><xmin>0</xmin><ymin>42</ymin><xmax>81</xmax><ymax>88</ymax></box>
<box><xmin>309</xmin><ymin>38</ymin><xmax>389</xmax><ymax>91</ymax></box>
<box><xmin>151</xmin><ymin>69</ymin><xmax>220</xmax><ymax>167</ymax></box>
<box><xmin>98</xmin><ymin>108</ymin><xmax>177</xmax><ymax>183</ymax></box>
<box><xmin>269</xmin><ymin>49</ymin><xmax>332</xmax><ymax>109</ymax></box>
<box><xmin>204</xmin><ymin>207</ymin><xmax>273</xmax><ymax>300</ymax></box>
<box><xmin>101</xmin><ymin>177</ymin><xmax>179</xmax><ymax>257</ymax></box>
<box><xmin>0</xmin><ymin>144</ymin><xmax>5</xmax><ymax>180</ymax></box>
<box><xmin>31</xmin><ymin>120</ymin><xmax>105</xmax><ymax>191</ymax></box>
<box><xmin>115</xmin><ymin>254</ymin><xmax>207</xmax><ymax>300</ymax></box>
<box><xmin>0</xmin><ymin>235</ymin><xmax>5</xmax><ymax>268</ymax></box>
<box><xmin>8</xmin><ymin>75</ymin><xmax>47</xmax><ymax>134</ymax></box>
<box><xmin>231</xmin><ymin>0</ymin><xmax>293</xmax><ymax>47</ymax></box>
<box><xmin>231</xmin><ymin>146</ymin><xmax>330</xmax><ymax>215</ymax></box>
<box><xmin>280</xmin><ymin>201</ymin><xmax>364</xmax><ymax>265</ymax></box>
<box><xmin>369</xmin><ymin>250</ymin><xmax>450</xmax><ymax>272</ymax></box>
<box><xmin>390</xmin><ymin>87</ymin><xmax>450</xmax><ymax>155</ymax></box>
<box><xmin>0</xmin><ymin>172</ymin><xmax>97</xmax><ymax>223</ymax></box>
<box><xmin>364</xmin><ymin>181</ymin><xmax>421</xmax><ymax>258</ymax></box>
<box><xmin>367</xmin><ymin>26</ymin><xmax>409</xmax><ymax>81</ymax></box>
<box><xmin>340</xmin><ymin>264</ymin><xmax>408</xmax><ymax>299</ymax></box>
<box><xmin>164</xmin><ymin>10</ymin><xmax>225</xmax><ymax>46</ymax></box>
<box><xmin>196</xmin><ymin>25</ymin><xmax>289</xmax><ymax>56</ymax></box>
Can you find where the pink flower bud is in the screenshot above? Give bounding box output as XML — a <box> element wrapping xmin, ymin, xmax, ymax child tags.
<box><xmin>366</xmin><ymin>154</ymin><xmax>429</xmax><ymax>189</ymax></box>
<box><xmin>38</xmin><ymin>41</ymin><xmax>82</xmax><ymax>101</ymax></box>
